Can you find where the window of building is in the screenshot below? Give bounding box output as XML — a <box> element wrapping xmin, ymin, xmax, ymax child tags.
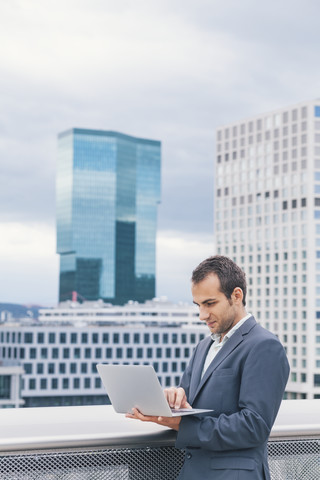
<box><xmin>144</xmin><ymin>333</ymin><xmax>150</xmax><ymax>343</ymax></box>
<box><xmin>28</xmin><ymin>378</ymin><xmax>36</xmax><ymax>390</ymax></box>
<box><xmin>37</xmin><ymin>333</ymin><xmax>44</xmax><ymax>344</ymax></box>
<box><xmin>63</xmin><ymin>348</ymin><xmax>70</xmax><ymax>359</ymax></box>
<box><xmin>37</xmin><ymin>364</ymin><xmax>43</xmax><ymax>374</ymax></box>
<box><xmin>29</xmin><ymin>348</ymin><xmax>36</xmax><ymax>359</ymax></box>
<box><xmin>70</xmin><ymin>333</ymin><xmax>77</xmax><ymax>344</ymax></box>
<box><xmin>73</xmin><ymin>348</ymin><xmax>80</xmax><ymax>359</ymax></box>
<box><xmin>70</xmin><ymin>363</ymin><xmax>77</xmax><ymax>374</ymax></box>
<box><xmin>40</xmin><ymin>348</ymin><xmax>47</xmax><ymax>359</ymax></box>
<box><xmin>102</xmin><ymin>333</ymin><xmax>109</xmax><ymax>343</ymax></box>
<box><xmin>24</xmin><ymin>333</ymin><xmax>33</xmax><ymax>344</ymax></box>
<box><xmin>314</xmin><ymin>374</ymin><xmax>320</xmax><ymax>387</ymax></box>
<box><xmin>49</xmin><ymin>333</ymin><xmax>55</xmax><ymax>344</ymax></box>
<box><xmin>40</xmin><ymin>379</ymin><xmax>47</xmax><ymax>390</ymax></box>
<box><xmin>106</xmin><ymin>348</ymin><xmax>112</xmax><ymax>358</ymax></box>
<box><xmin>116</xmin><ymin>348</ymin><xmax>122</xmax><ymax>359</ymax></box>
<box><xmin>81</xmin><ymin>333</ymin><xmax>88</xmax><ymax>344</ymax></box>
<box><xmin>161</xmin><ymin>347</ymin><xmax>169</xmax><ymax>360</ymax></box>
<box><xmin>52</xmin><ymin>348</ymin><xmax>59</xmax><ymax>359</ymax></box>
<box><xmin>81</xmin><ymin>363</ymin><xmax>87</xmax><ymax>373</ymax></box>
<box><xmin>60</xmin><ymin>333</ymin><xmax>66</xmax><ymax>344</ymax></box>
<box><xmin>146</xmin><ymin>348</ymin><xmax>152</xmax><ymax>359</ymax></box>
<box><xmin>48</xmin><ymin>363</ymin><xmax>55</xmax><ymax>374</ymax></box>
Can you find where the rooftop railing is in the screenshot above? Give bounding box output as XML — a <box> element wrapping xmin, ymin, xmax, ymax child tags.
<box><xmin>0</xmin><ymin>399</ymin><xmax>319</xmax><ymax>479</ymax></box>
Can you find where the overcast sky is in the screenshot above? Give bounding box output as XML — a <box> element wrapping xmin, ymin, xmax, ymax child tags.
<box><xmin>1</xmin><ymin>0</ymin><xmax>320</xmax><ymax>306</ymax></box>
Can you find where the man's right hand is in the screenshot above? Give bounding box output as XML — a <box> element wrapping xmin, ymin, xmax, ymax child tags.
<box><xmin>164</xmin><ymin>387</ymin><xmax>191</xmax><ymax>409</ymax></box>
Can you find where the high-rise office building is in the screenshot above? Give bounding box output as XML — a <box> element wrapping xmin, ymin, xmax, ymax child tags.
<box><xmin>57</xmin><ymin>128</ymin><xmax>161</xmax><ymax>305</ymax></box>
<box><xmin>215</xmin><ymin>99</ymin><xmax>320</xmax><ymax>399</ymax></box>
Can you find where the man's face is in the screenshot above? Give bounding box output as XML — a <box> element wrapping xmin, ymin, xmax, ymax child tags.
<box><xmin>192</xmin><ymin>273</ymin><xmax>240</xmax><ymax>339</ymax></box>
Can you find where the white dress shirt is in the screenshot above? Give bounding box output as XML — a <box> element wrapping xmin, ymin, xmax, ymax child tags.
<box><xmin>201</xmin><ymin>313</ymin><xmax>252</xmax><ymax>378</ymax></box>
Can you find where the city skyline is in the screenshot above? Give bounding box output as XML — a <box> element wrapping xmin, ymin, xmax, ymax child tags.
<box><xmin>1</xmin><ymin>1</ymin><xmax>320</xmax><ymax>305</ymax></box>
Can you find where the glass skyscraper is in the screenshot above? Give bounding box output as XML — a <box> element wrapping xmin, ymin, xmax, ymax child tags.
<box><xmin>56</xmin><ymin>128</ymin><xmax>161</xmax><ymax>305</ymax></box>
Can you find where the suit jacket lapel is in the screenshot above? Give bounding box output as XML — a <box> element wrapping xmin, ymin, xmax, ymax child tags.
<box><xmin>190</xmin><ymin>316</ymin><xmax>256</xmax><ymax>404</ymax></box>
<box><xmin>188</xmin><ymin>336</ymin><xmax>212</xmax><ymax>403</ymax></box>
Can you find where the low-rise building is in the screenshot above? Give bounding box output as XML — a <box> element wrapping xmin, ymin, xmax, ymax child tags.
<box><xmin>0</xmin><ymin>299</ymin><xmax>207</xmax><ymax>407</ymax></box>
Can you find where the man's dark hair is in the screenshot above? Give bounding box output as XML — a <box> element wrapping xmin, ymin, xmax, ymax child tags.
<box><xmin>192</xmin><ymin>255</ymin><xmax>247</xmax><ymax>306</ymax></box>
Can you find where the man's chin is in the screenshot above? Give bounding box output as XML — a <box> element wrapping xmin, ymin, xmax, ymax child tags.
<box><xmin>208</xmin><ymin>326</ymin><xmax>219</xmax><ymax>335</ymax></box>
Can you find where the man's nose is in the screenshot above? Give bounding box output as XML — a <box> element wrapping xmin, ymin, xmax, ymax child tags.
<box><xmin>199</xmin><ymin>306</ymin><xmax>210</xmax><ymax>321</ymax></box>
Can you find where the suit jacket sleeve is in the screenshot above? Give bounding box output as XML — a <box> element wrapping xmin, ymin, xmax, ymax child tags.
<box><xmin>176</xmin><ymin>336</ymin><xmax>289</xmax><ymax>451</ymax></box>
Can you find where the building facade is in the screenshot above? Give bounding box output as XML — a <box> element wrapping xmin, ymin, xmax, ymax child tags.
<box><xmin>0</xmin><ymin>300</ymin><xmax>207</xmax><ymax>408</ymax></box>
<box><xmin>215</xmin><ymin>99</ymin><xmax>320</xmax><ymax>399</ymax></box>
<box><xmin>57</xmin><ymin>129</ymin><xmax>161</xmax><ymax>305</ymax></box>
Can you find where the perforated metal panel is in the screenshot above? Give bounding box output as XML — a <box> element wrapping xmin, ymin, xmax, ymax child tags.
<box><xmin>268</xmin><ymin>439</ymin><xmax>320</xmax><ymax>479</ymax></box>
<box><xmin>0</xmin><ymin>439</ymin><xmax>319</xmax><ymax>480</ymax></box>
<box><xmin>0</xmin><ymin>447</ymin><xmax>184</xmax><ymax>480</ymax></box>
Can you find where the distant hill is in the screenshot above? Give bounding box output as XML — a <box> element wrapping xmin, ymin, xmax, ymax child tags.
<box><xmin>0</xmin><ymin>303</ymin><xmax>43</xmax><ymax>320</ymax></box>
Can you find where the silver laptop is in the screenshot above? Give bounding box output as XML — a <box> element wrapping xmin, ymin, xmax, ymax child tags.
<box><xmin>97</xmin><ymin>364</ymin><xmax>213</xmax><ymax>417</ymax></box>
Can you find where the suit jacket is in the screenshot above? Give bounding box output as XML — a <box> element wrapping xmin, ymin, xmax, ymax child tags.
<box><xmin>175</xmin><ymin>316</ymin><xmax>290</xmax><ymax>480</ymax></box>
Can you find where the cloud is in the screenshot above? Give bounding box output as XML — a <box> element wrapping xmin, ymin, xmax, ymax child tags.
<box><xmin>156</xmin><ymin>230</ymin><xmax>214</xmax><ymax>303</ymax></box>
<box><xmin>0</xmin><ymin>222</ymin><xmax>58</xmax><ymax>305</ymax></box>
<box><xmin>1</xmin><ymin>0</ymin><xmax>320</xmax><ymax>303</ymax></box>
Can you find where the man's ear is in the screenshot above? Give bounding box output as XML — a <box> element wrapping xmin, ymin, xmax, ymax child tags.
<box><xmin>232</xmin><ymin>287</ymin><xmax>243</xmax><ymax>304</ymax></box>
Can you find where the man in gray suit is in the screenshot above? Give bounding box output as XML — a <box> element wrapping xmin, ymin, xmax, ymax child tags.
<box><xmin>127</xmin><ymin>255</ymin><xmax>290</xmax><ymax>479</ymax></box>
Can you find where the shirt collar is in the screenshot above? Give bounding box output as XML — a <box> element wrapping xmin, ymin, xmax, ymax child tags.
<box><xmin>211</xmin><ymin>313</ymin><xmax>252</xmax><ymax>344</ymax></box>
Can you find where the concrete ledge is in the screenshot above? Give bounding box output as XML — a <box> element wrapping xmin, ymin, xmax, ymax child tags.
<box><xmin>0</xmin><ymin>399</ymin><xmax>319</xmax><ymax>452</ymax></box>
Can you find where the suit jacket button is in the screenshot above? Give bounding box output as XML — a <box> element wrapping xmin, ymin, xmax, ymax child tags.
<box><xmin>186</xmin><ymin>453</ymin><xmax>192</xmax><ymax>459</ymax></box>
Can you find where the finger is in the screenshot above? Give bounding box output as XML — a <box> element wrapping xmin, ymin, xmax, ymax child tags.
<box><xmin>164</xmin><ymin>387</ymin><xmax>177</xmax><ymax>408</ymax></box>
<box><xmin>175</xmin><ymin>387</ymin><xmax>187</xmax><ymax>409</ymax></box>
<box><xmin>163</xmin><ymin>387</ymin><xmax>173</xmax><ymax>407</ymax></box>
<box><xmin>125</xmin><ymin>409</ymin><xmax>139</xmax><ymax>420</ymax></box>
